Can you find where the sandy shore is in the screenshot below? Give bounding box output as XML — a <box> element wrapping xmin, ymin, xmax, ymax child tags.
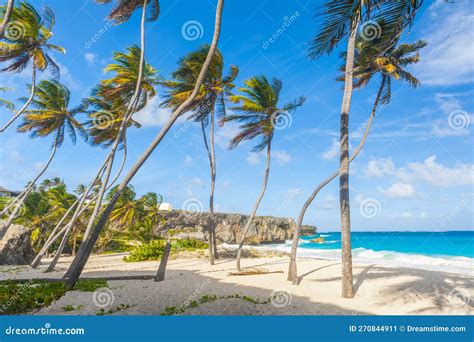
<box><xmin>1</xmin><ymin>251</ymin><xmax>473</xmax><ymax>315</ymax></box>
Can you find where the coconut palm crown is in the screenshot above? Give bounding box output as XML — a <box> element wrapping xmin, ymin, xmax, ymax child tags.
<box><xmin>97</xmin><ymin>0</ymin><xmax>160</xmax><ymax>24</ymax></box>
<box><xmin>222</xmin><ymin>75</ymin><xmax>305</xmax><ymax>151</ymax></box>
<box><xmin>0</xmin><ymin>2</ymin><xmax>65</xmax><ymax>75</ymax></box>
<box><xmin>17</xmin><ymin>80</ymin><xmax>86</xmax><ymax>147</ymax></box>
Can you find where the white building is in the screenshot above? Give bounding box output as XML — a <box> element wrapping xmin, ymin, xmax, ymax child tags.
<box><xmin>0</xmin><ymin>186</ymin><xmax>20</xmax><ymax>198</ymax></box>
<box><xmin>158</xmin><ymin>203</ymin><xmax>173</xmax><ymax>212</ymax></box>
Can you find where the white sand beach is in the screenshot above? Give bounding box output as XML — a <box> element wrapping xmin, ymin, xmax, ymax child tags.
<box><xmin>2</xmin><ymin>250</ymin><xmax>473</xmax><ymax>316</ymax></box>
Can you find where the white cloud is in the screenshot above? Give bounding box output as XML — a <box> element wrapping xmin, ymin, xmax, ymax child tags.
<box><xmin>415</xmin><ymin>3</ymin><xmax>474</xmax><ymax>85</ymax></box>
<box><xmin>398</xmin><ymin>155</ymin><xmax>474</xmax><ymax>187</ymax></box>
<box><xmin>215</xmin><ymin>121</ymin><xmax>240</xmax><ymax>149</ymax></box>
<box><xmin>184</xmin><ymin>155</ymin><xmax>193</xmax><ymax>165</ymax></box>
<box><xmin>318</xmin><ymin>194</ymin><xmax>337</xmax><ymax>210</ymax></box>
<box><xmin>284</xmin><ymin>188</ymin><xmax>303</xmax><ymax>199</ymax></box>
<box><xmin>364</xmin><ymin>158</ymin><xmax>396</xmax><ymax>178</ymax></box>
<box><xmin>134</xmin><ymin>96</ymin><xmax>173</xmax><ymax>127</ymax></box>
<box><xmin>246</xmin><ymin>152</ymin><xmax>262</xmax><ymax>166</ymax></box>
<box><xmin>365</xmin><ymin>155</ymin><xmax>474</xmax><ymax>188</ymax></box>
<box><xmin>321</xmin><ymin>139</ymin><xmax>339</xmax><ymax>160</ymax></box>
<box><xmin>84</xmin><ymin>53</ymin><xmax>97</xmax><ymax>65</ymax></box>
<box><xmin>379</xmin><ymin>183</ymin><xmax>417</xmax><ymax>199</ymax></box>
<box><xmin>273</xmin><ymin>150</ymin><xmax>291</xmax><ymax>165</ymax></box>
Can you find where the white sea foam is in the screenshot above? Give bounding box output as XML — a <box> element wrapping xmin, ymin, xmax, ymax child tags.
<box><xmin>221</xmin><ymin>243</ymin><xmax>474</xmax><ymax>276</ymax></box>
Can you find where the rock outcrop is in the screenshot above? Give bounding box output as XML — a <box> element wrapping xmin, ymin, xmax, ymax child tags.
<box><xmin>0</xmin><ymin>222</ymin><xmax>35</xmax><ymax>265</ymax></box>
<box><xmin>156</xmin><ymin>211</ymin><xmax>316</xmax><ymax>244</ymax></box>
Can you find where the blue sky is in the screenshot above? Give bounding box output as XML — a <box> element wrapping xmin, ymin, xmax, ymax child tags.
<box><xmin>0</xmin><ymin>0</ymin><xmax>473</xmax><ymax>231</ymax></box>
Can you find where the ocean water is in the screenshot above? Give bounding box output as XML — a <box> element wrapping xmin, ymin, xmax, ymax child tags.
<box><xmin>237</xmin><ymin>231</ymin><xmax>474</xmax><ymax>275</ymax></box>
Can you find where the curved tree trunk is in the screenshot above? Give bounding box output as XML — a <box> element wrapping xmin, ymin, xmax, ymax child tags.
<box><xmin>339</xmin><ymin>19</ymin><xmax>359</xmax><ymax>299</ymax></box>
<box><xmin>201</xmin><ymin>120</ymin><xmax>214</xmax><ymax>265</ymax></box>
<box><xmin>0</xmin><ymin>0</ymin><xmax>15</xmax><ymax>38</ymax></box>
<box><xmin>209</xmin><ymin>109</ymin><xmax>218</xmax><ymax>259</ymax></box>
<box><xmin>32</xmin><ymin>192</ymin><xmax>100</xmax><ymax>269</ymax></box>
<box><xmin>287</xmin><ymin>75</ymin><xmax>386</xmax><ymax>284</ymax></box>
<box><xmin>236</xmin><ymin>140</ymin><xmax>272</xmax><ymax>271</ymax></box>
<box><xmin>64</xmin><ymin>0</ymin><xmax>225</xmax><ymax>288</ymax></box>
<box><xmin>30</xmin><ymin>199</ymin><xmax>79</xmax><ymax>268</ymax></box>
<box><xmin>0</xmin><ymin>65</ymin><xmax>36</xmax><ymax>133</ymax></box>
<box><xmin>0</xmin><ymin>139</ymin><xmax>57</xmax><ymax>239</ymax></box>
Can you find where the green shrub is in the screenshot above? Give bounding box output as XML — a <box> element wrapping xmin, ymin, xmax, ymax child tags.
<box><xmin>0</xmin><ymin>280</ymin><xmax>67</xmax><ymax>314</ymax></box>
<box><xmin>73</xmin><ymin>279</ymin><xmax>108</xmax><ymax>292</ymax></box>
<box><xmin>174</xmin><ymin>238</ymin><xmax>208</xmax><ymax>250</ymax></box>
<box><xmin>123</xmin><ymin>240</ymin><xmax>166</xmax><ymax>262</ymax></box>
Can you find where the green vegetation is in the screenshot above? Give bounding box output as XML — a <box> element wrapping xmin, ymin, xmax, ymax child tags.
<box><xmin>174</xmin><ymin>238</ymin><xmax>208</xmax><ymax>251</ymax></box>
<box><xmin>72</xmin><ymin>279</ymin><xmax>108</xmax><ymax>292</ymax></box>
<box><xmin>0</xmin><ymin>279</ymin><xmax>108</xmax><ymax>314</ymax></box>
<box><xmin>96</xmin><ymin>304</ymin><xmax>131</xmax><ymax>316</ymax></box>
<box><xmin>161</xmin><ymin>293</ymin><xmax>274</xmax><ymax>316</ymax></box>
<box><xmin>61</xmin><ymin>304</ymin><xmax>84</xmax><ymax>312</ymax></box>
<box><xmin>123</xmin><ymin>238</ymin><xmax>208</xmax><ymax>262</ymax></box>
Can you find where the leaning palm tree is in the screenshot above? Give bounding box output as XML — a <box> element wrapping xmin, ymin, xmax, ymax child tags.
<box><xmin>0</xmin><ymin>80</ymin><xmax>85</xmax><ymax>239</ymax></box>
<box><xmin>161</xmin><ymin>44</ymin><xmax>238</xmax><ymax>264</ymax></box>
<box><xmin>45</xmin><ymin>0</ymin><xmax>153</xmax><ymax>274</ymax></box>
<box><xmin>97</xmin><ymin>0</ymin><xmax>160</xmax><ymax>23</ymax></box>
<box><xmin>310</xmin><ymin>0</ymin><xmax>422</xmax><ymax>298</ymax></box>
<box><xmin>64</xmin><ymin>0</ymin><xmax>225</xmax><ymax>288</ymax></box>
<box><xmin>0</xmin><ymin>2</ymin><xmax>65</xmax><ymax>133</ymax></box>
<box><xmin>222</xmin><ymin>76</ymin><xmax>305</xmax><ymax>272</ymax></box>
<box><xmin>287</xmin><ymin>39</ymin><xmax>427</xmax><ymax>284</ymax></box>
<box><xmin>0</xmin><ymin>0</ymin><xmax>15</xmax><ymax>37</ymax></box>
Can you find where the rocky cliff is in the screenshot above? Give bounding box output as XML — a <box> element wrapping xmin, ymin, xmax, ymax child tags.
<box><xmin>0</xmin><ymin>222</ymin><xmax>35</xmax><ymax>265</ymax></box>
<box><xmin>155</xmin><ymin>211</ymin><xmax>316</xmax><ymax>244</ymax></box>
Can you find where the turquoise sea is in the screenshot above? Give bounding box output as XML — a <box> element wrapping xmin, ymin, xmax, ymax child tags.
<box><xmin>237</xmin><ymin>231</ymin><xmax>474</xmax><ymax>275</ymax></box>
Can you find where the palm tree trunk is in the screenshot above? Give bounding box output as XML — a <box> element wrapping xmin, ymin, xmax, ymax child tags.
<box><xmin>209</xmin><ymin>108</ymin><xmax>218</xmax><ymax>259</ymax></box>
<box><xmin>154</xmin><ymin>240</ymin><xmax>171</xmax><ymax>281</ymax></box>
<box><xmin>30</xmin><ymin>199</ymin><xmax>79</xmax><ymax>268</ymax></box>
<box><xmin>31</xmin><ymin>192</ymin><xmax>99</xmax><ymax>268</ymax></box>
<box><xmin>236</xmin><ymin>140</ymin><xmax>272</xmax><ymax>271</ymax></box>
<box><xmin>0</xmin><ymin>138</ymin><xmax>57</xmax><ymax>239</ymax></box>
<box><xmin>0</xmin><ymin>65</ymin><xmax>35</xmax><ymax>133</ymax></box>
<box><xmin>287</xmin><ymin>75</ymin><xmax>386</xmax><ymax>284</ymax></box>
<box><xmin>339</xmin><ymin>19</ymin><xmax>359</xmax><ymax>299</ymax></box>
<box><xmin>64</xmin><ymin>0</ymin><xmax>225</xmax><ymax>288</ymax></box>
<box><xmin>0</xmin><ymin>0</ymin><xmax>15</xmax><ymax>38</ymax></box>
<box><xmin>200</xmin><ymin>119</ymin><xmax>215</xmax><ymax>265</ymax></box>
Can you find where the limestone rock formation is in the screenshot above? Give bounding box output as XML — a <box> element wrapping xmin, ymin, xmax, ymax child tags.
<box><xmin>0</xmin><ymin>222</ymin><xmax>35</xmax><ymax>265</ymax></box>
<box><xmin>156</xmin><ymin>211</ymin><xmax>316</xmax><ymax>244</ymax></box>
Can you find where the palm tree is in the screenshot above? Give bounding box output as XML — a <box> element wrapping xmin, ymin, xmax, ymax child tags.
<box><xmin>0</xmin><ymin>0</ymin><xmax>15</xmax><ymax>37</ymax></box>
<box><xmin>64</xmin><ymin>0</ymin><xmax>225</xmax><ymax>288</ymax></box>
<box><xmin>108</xmin><ymin>185</ymin><xmax>141</xmax><ymax>229</ymax></box>
<box><xmin>98</xmin><ymin>0</ymin><xmax>160</xmax><ymax>23</ymax></box>
<box><xmin>0</xmin><ymin>2</ymin><xmax>65</xmax><ymax>133</ymax></box>
<box><xmin>310</xmin><ymin>0</ymin><xmax>422</xmax><ymax>298</ymax></box>
<box><xmin>0</xmin><ymin>80</ymin><xmax>85</xmax><ymax>239</ymax></box>
<box><xmin>0</xmin><ymin>87</ymin><xmax>14</xmax><ymax>110</ymax></box>
<box><xmin>221</xmin><ymin>76</ymin><xmax>305</xmax><ymax>271</ymax></box>
<box><xmin>162</xmin><ymin>44</ymin><xmax>238</xmax><ymax>264</ymax></box>
<box><xmin>287</xmin><ymin>39</ymin><xmax>426</xmax><ymax>284</ymax></box>
<box><xmin>47</xmin><ymin>0</ymin><xmax>152</xmax><ymax>275</ymax></box>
